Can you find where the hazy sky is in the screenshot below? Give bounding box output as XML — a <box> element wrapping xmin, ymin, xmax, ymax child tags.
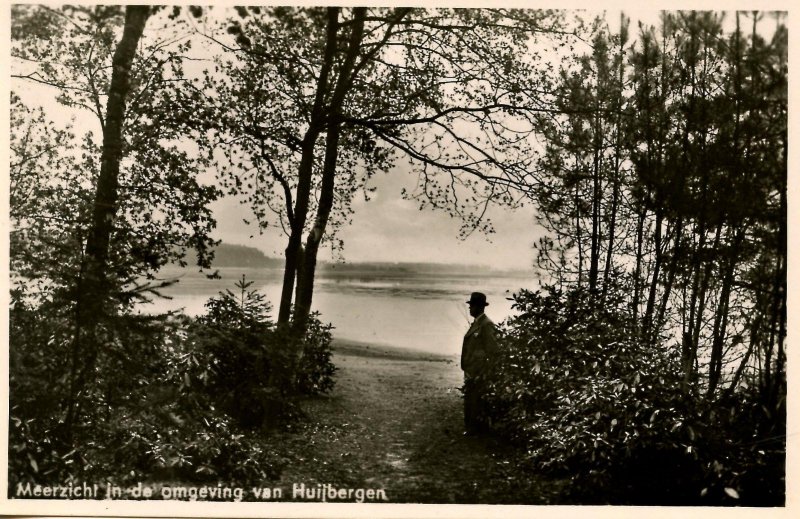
<box><xmin>211</xmin><ymin>162</ymin><xmax>544</xmax><ymax>270</ymax></box>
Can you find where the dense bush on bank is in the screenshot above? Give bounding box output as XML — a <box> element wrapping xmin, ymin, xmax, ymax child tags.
<box><xmin>8</xmin><ymin>277</ymin><xmax>336</xmax><ymax>493</ymax></box>
<box><xmin>485</xmin><ymin>284</ymin><xmax>785</xmax><ymax>506</ymax></box>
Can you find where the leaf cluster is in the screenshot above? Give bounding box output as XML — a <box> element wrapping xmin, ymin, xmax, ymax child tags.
<box><xmin>188</xmin><ymin>7</ymin><xmax>571</xmax><ymax>244</ymax></box>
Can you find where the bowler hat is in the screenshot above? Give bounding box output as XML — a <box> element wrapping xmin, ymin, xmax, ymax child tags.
<box><xmin>466</xmin><ymin>292</ymin><xmax>489</xmax><ymax>306</ymax></box>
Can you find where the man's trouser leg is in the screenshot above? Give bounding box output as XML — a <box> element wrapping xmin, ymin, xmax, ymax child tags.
<box><xmin>464</xmin><ymin>377</ymin><xmax>480</xmax><ymax>433</ymax></box>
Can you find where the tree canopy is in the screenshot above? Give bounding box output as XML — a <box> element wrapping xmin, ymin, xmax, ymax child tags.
<box><xmin>183</xmin><ymin>6</ymin><xmax>569</xmax><ymax>327</ymax></box>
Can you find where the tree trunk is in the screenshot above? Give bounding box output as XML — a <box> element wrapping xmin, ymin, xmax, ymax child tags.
<box><xmin>589</xmin><ymin>112</ymin><xmax>602</xmax><ymax>294</ymax></box>
<box><xmin>66</xmin><ymin>5</ymin><xmax>150</xmax><ymax>434</ymax></box>
<box><xmin>763</xmin><ymin>206</ymin><xmax>785</xmax><ymax>401</ymax></box>
<box><xmin>706</xmin><ymin>230</ymin><xmax>741</xmax><ymax>397</ymax></box>
<box><xmin>681</xmin><ymin>225</ymin><xmax>705</xmax><ymax>386</ymax></box>
<box><xmin>276</xmin><ymin>7</ymin><xmax>340</xmax><ymax>325</ymax></box>
<box><xmin>601</xmin><ymin>20</ymin><xmax>626</xmax><ymax>303</ymax></box>
<box><xmin>632</xmin><ymin>207</ymin><xmax>645</xmax><ymax>328</ymax></box>
<box><xmin>772</xmin><ymin>134</ymin><xmax>787</xmax><ymax>397</ymax></box>
<box><xmin>725</xmin><ymin>290</ymin><xmax>766</xmax><ymax>398</ymax></box>
<box><xmin>575</xmin><ymin>160</ymin><xmax>584</xmax><ymax>286</ymax></box>
<box><xmin>684</xmin><ymin>221</ymin><xmax>722</xmax><ymax>386</ymax></box>
<box><xmin>294</xmin><ymin>8</ymin><xmax>367</xmax><ymax>332</ymax></box>
<box><xmin>643</xmin><ymin>210</ymin><xmax>664</xmax><ymax>338</ymax></box>
<box><xmin>631</xmin><ymin>32</ymin><xmax>653</xmax><ymax>331</ymax></box>
<box><xmin>601</xmin><ymin>117</ymin><xmax>621</xmax><ymax>301</ymax></box>
<box><xmin>655</xmin><ymin>216</ymin><xmax>683</xmax><ymax>334</ymax></box>
<box><xmin>294</xmin><ymin>129</ymin><xmax>340</xmax><ymax>332</ymax></box>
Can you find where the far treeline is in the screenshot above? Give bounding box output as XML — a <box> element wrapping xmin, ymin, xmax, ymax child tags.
<box><xmin>206</xmin><ymin>243</ymin><xmax>284</xmax><ymax>268</ymax></box>
<box><xmin>193</xmin><ymin>242</ymin><xmax>514</xmax><ymax>274</ymax></box>
<box><xmin>9</xmin><ymin>6</ymin><xmax>785</xmax><ymax>505</ymax></box>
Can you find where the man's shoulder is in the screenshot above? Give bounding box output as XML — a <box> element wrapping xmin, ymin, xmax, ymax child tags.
<box><xmin>479</xmin><ymin>314</ymin><xmax>496</xmax><ymax>328</ymax></box>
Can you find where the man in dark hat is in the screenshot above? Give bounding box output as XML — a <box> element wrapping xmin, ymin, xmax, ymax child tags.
<box><xmin>461</xmin><ymin>292</ymin><xmax>498</xmax><ymax>434</ymax></box>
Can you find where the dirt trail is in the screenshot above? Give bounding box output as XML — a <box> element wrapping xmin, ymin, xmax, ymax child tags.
<box><xmin>269</xmin><ymin>344</ymin><xmax>566</xmax><ymax>504</ymax></box>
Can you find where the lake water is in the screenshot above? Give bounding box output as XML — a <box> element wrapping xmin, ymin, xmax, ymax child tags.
<box><xmin>139</xmin><ymin>266</ymin><xmax>538</xmax><ymax>357</ymax></box>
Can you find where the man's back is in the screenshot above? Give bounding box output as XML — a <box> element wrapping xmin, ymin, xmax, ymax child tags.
<box><xmin>461</xmin><ymin>313</ymin><xmax>498</xmax><ymax>377</ymax></box>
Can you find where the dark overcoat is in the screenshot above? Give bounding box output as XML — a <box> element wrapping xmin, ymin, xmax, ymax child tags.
<box><xmin>461</xmin><ymin>313</ymin><xmax>498</xmax><ymax>377</ymax></box>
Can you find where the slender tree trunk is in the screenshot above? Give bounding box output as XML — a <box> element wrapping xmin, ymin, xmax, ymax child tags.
<box><xmin>643</xmin><ymin>210</ymin><xmax>664</xmax><ymax>337</ymax></box>
<box><xmin>589</xmin><ymin>113</ymin><xmax>602</xmax><ymax>294</ymax></box>
<box><xmin>763</xmin><ymin>222</ymin><xmax>785</xmax><ymax>399</ymax></box>
<box><xmin>575</xmin><ymin>164</ymin><xmax>584</xmax><ymax>286</ymax></box>
<box><xmin>682</xmin><ymin>25</ymin><xmax>715</xmax><ymax>384</ymax></box>
<box><xmin>643</xmin><ymin>18</ymin><xmax>673</xmax><ymax>342</ymax></box>
<box><xmin>65</xmin><ymin>5</ymin><xmax>150</xmax><ymax>435</ymax></box>
<box><xmin>294</xmin><ymin>8</ymin><xmax>367</xmax><ymax>332</ymax></box>
<box><xmin>707</xmin><ymin>229</ymin><xmax>741</xmax><ymax>397</ymax></box>
<box><xmin>683</xmin><ymin>219</ymin><xmax>712</xmax><ymax>384</ymax></box>
<box><xmin>655</xmin><ymin>216</ymin><xmax>683</xmax><ymax>334</ymax></box>
<box><xmin>773</xmin><ymin>134</ymin><xmax>787</xmax><ymax>396</ymax></box>
<box><xmin>631</xmin><ymin>33</ymin><xmax>652</xmax><ymax>331</ymax></box>
<box><xmin>601</xmin><ymin>122</ymin><xmax>621</xmax><ymax>301</ymax></box>
<box><xmin>684</xmin><ymin>221</ymin><xmax>722</xmax><ymax>386</ymax></box>
<box><xmin>632</xmin><ymin>207</ymin><xmax>645</xmax><ymax>328</ymax></box>
<box><xmin>655</xmin><ymin>43</ymin><xmax>695</xmax><ymax>336</ymax></box>
<box><xmin>683</xmin><ymin>226</ymin><xmax>705</xmax><ymax>364</ymax></box>
<box><xmin>707</xmin><ymin>286</ymin><xmax>731</xmax><ymax>397</ymax></box>
<box><xmin>601</xmin><ymin>20</ymin><xmax>626</xmax><ymax>302</ymax></box>
<box><xmin>277</xmin><ymin>7</ymin><xmax>339</xmax><ymax>325</ymax></box>
<box><xmin>762</xmin><ymin>129</ymin><xmax>788</xmax><ymax>405</ymax></box>
<box><xmin>725</xmin><ymin>291</ymin><xmax>766</xmax><ymax>398</ymax></box>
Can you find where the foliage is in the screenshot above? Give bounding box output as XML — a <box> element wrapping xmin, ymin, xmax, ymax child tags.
<box><xmin>8</xmin><ymin>275</ymin><xmax>335</xmax><ymax>492</ymax></box>
<box><xmin>10</xmin><ymin>4</ymin><xmax>221</xmax><ymax>293</ymax></box>
<box><xmin>187</xmin><ymin>276</ymin><xmax>336</xmax><ymax>427</ymax></box>
<box><xmin>530</xmin><ymin>11</ymin><xmax>787</xmax><ymax>402</ymax></box>
<box><xmin>687</xmin><ymin>385</ymin><xmax>786</xmax><ymax>506</ymax></box>
<box><xmin>294</xmin><ymin>312</ymin><xmax>337</xmax><ymax>395</ymax></box>
<box><xmin>8</xmin><ymin>294</ymin><xmax>75</xmax><ymax>484</ymax></box>
<box><xmin>524</xmin><ymin>14</ymin><xmax>786</xmax><ymax>504</ymax></box>
<box><xmin>8</xmin><ymin>92</ymin><xmax>91</xmax><ymax>304</ymax></box>
<box><xmin>206</xmin><ymin>7</ymin><xmax>562</xmax><ymax>236</ymax></box>
<box><xmin>487</xmin><ymin>285</ymin><xmax>685</xmax><ymax>497</ymax></box>
<box><xmin>485</xmin><ymin>283</ymin><xmax>784</xmax><ymax>504</ymax></box>
<box><xmin>10</xmin><ymin>4</ymin><xmax>223</xmax><ymax>439</ymax></box>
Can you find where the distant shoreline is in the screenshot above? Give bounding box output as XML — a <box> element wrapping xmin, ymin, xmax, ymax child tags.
<box><xmin>170</xmin><ymin>242</ymin><xmax>536</xmax><ymax>277</ymax></box>
<box><xmin>331</xmin><ymin>338</ymin><xmax>454</xmax><ymax>363</ymax></box>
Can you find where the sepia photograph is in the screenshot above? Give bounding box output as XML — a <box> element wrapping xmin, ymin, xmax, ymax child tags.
<box><xmin>2</xmin><ymin>1</ymin><xmax>792</xmax><ymax>516</ymax></box>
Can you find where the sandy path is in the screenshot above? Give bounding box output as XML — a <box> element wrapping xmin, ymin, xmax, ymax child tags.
<box><xmin>268</xmin><ymin>342</ymin><xmax>565</xmax><ymax>504</ymax></box>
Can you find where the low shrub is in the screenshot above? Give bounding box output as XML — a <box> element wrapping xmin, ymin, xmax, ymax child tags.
<box><xmin>684</xmin><ymin>384</ymin><xmax>786</xmax><ymax>506</ymax></box>
<box><xmin>8</xmin><ymin>292</ymin><xmax>74</xmax><ymax>484</ymax></box>
<box><xmin>485</xmin><ymin>283</ymin><xmax>784</xmax><ymax>505</ymax></box>
<box><xmin>8</xmin><ymin>275</ymin><xmax>336</xmax><ymax>493</ymax></box>
<box><xmin>485</xmin><ymin>284</ymin><xmax>691</xmax><ymax>502</ymax></box>
<box><xmin>8</xmin><ymin>307</ymin><xmax>286</xmax><ymax>492</ymax></box>
<box><xmin>294</xmin><ymin>312</ymin><xmax>336</xmax><ymax>395</ymax></box>
<box><xmin>189</xmin><ymin>275</ymin><xmax>336</xmax><ymax>427</ymax></box>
